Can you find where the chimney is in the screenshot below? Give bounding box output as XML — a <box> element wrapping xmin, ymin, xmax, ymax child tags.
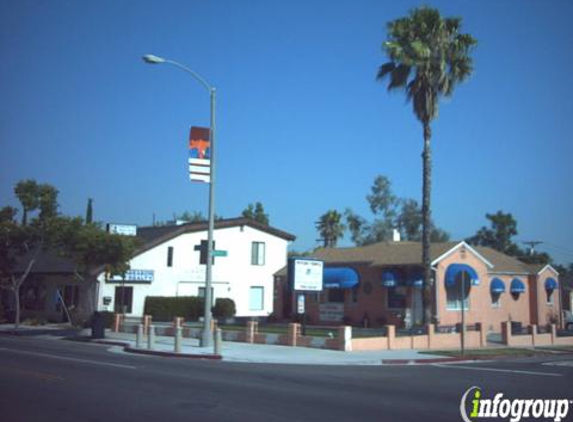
<box><xmin>393</xmin><ymin>229</ymin><xmax>401</xmax><ymax>242</ymax></box>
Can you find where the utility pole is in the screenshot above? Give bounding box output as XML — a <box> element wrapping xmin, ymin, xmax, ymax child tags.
<box><xmin>522</xmin><ymin>241</ymin><xmax>542</xmax><ymax>255</ymax></box>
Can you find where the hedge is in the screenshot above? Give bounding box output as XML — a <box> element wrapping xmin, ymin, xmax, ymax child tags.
<box><xmin>144</xmin><ymin>296</ymin><xmax>205</xmax><ymax>322</ymax></box>
<box><xmin>212</xmin><ymin>298</ymin><xmax>236</xmax><ymax>319</ymax></box>
<box><xmin>143</xmin><ymin>296</ymin><xmax>237</xmax><ymax>322</ymax></box>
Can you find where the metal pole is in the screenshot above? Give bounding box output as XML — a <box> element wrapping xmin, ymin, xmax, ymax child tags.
<box><xmin>201</xmin><ymin>87</ymin><xmax>216</xmax><ymax>348</ymax></box>
<box><xmin>461</xmin><ymin>272</ymin><xmax>466</xmax><ymax>355</ymax></box>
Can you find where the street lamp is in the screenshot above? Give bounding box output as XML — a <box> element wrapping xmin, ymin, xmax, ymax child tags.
<box><xmin>143</xmin><ymin>53</ymin><xmax>217</xmax><ymax>347</ymax></box>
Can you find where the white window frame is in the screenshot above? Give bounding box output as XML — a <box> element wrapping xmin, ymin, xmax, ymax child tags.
<box><xmin>249</xmin><ymin>286</ymin><xmax>265</xmax><ymax>311</ymax></box>
<box><xmin>251</xmin><ymin>242</ymin><xmax>265</xmax><ymax>266</ymax></box>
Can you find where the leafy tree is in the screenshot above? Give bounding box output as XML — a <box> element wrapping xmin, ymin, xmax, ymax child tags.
<box><xmin>316</xmin><ymin>210</ymin><xmax>345</xmax><ymax>248</ymax></box>
<box><xmin>467</xmin><ymin>210</ymin><xmax>551</xmax><ymax>265</ymax></box>
<box><xmin>377</xmin><ymin>6</ymin><xmax>476</xmax><ymax>323</ymax></box>
<box><xmin>242</xmin><ymin>202</ymin><xmax>269</xmax><ymax>226</ymax></box>
<box><xmin>53</xmin><ymin>218</ymin><xmax>139</xmax><ymax>318</ymax></box>
<box><xmin>86</xmin><ymin>198</ymin><xmax>93</xmax><ymax>224</ymax></box>
<box><xmin>38</xmin><ymin>184</ymin><xmax>58</xmax><ymax>221</ymax></box>
<box><xmin>0</xmin><ymin>182</ymin><xmax>59</xmax><ymax>328</ymax></box>
<box><xmin>466</xmin><ymin>211</ymin><xmax>520</xmax><ymax>256</ymax></box>
<box><xmin>14</xmin><ymin>179</ymin><xmax>40</xmax><ymax>226</ymax></box>
<box><xmin>177</xmin><ymin>211</ymin><xmax>206</xmax><ymax>223</ymax></box>
<box><xmin>345</xmin><ymin>175</ymin><xmax>450</xmax><ymax>246</ymax></box>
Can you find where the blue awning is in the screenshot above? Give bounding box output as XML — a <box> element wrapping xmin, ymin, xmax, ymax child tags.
<box><xmin>490</xmin><ymin>278</ymin><xmax>506</xmax><ymax>294</ymax></box>
<box><xmin>409</xmin><ymin>272</ymin><xmax>424</xmax><ymax>288</ymax></box>
<box><xmin>445</xmin><ymin>264</ymin><xmax>480</xmax><ymax>287</ymax></box>
<box><xmin>545</xmin><ymin>277</ymin><xmax>558</xmax><ymax>291</ymax></box>
<box><xmin>510</xmin><ymin>278</ymin><xmax>526</xmax><ymax>294</ymax></box>
<box><xmin>323</xmin><ymin>267</ymin><xmax>359</xmax><ymax>289</ymax></box>
<box><xmin>381</xmin><ymin>271</ymin><xmax>397</xmax><ymax>288</ymax></box>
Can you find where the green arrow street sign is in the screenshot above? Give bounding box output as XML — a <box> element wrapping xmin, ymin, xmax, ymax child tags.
<box><xmin>212</xmin><ymin>250</ymin><xmax>228</xmax><ymax>257</ymax></box>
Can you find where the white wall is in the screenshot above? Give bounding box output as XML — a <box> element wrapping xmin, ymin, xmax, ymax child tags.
<box><xmin>97</xmin><ymin>224</ymin><xmax>289</xmax><ymax>318</ymax></box>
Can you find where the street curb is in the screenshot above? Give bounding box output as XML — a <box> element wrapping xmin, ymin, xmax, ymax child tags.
<box><xmin>91</xmin><ymin>339</ymin><xmax>222</xmax><ymax>359</ymax></box>
<box><xmin>124</xmin><ymin>346</ymin><xmax>222</xmax><ymax>360</ymax></box>
<box><xmin>381</xmin><ymin>357</ymin><xmax>472</xmax><ymax>365</ymax></box>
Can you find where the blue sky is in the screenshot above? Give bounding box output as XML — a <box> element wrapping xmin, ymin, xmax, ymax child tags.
<box><xmin>1</xmin><ymin>0</ymin><xmax>572</xmax><ymax>264</ymax></box>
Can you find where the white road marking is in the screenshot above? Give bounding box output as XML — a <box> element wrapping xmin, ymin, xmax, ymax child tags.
<box><xmin>432</xmin><ymin>364</ymin><xmax>562</xmax><ymax>377</ymax></box>
<box><xmin>0</xmin><ymin>347</ymin><xmax>137</xmax><ymax>369</ymax></box>
<box><xmin>542</xmin><ymin>360</ymin><xmax>573</xmax><ymax>367</ymax></box>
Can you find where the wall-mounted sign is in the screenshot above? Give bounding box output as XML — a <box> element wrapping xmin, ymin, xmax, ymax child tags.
<box><xmin>288</xmin><ymin>258</ymin><xmax>324</xmax><ymax>291</ymax></box>
<box><xmin>107</xmin><ymin>269</ymin><xmax>154</xmax><ymax>284</ymax></box>
<box><xmin>107</xmin><ymin>223</ymin><xmax>137</xmax><ymax>236</ymax></box>
<box><xmin>319</xmin><ymin>303</ymin><xmax>344</xmax><ymax>322</ymax></box>
<box><xmin>297</xmin><ymin>294</ymin><xmax>306</xmax><ymax>314</ymax></box>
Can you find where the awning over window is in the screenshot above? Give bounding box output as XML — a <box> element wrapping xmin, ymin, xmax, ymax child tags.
<box><xmin>323</xmin><ymin>267</ymin><xmax>359</xmax><ymax>289</ymax></box>
<box><xmin>545</xmin><ymin>277</ymin><xmax>558</xmax><ymax>291</ymax></box>
<box><xmin>445</xmin><ymin>264</ymin><xmax>479</xmax><ymax>287</ymax></box>
<box><xmin>381</xmin><ymin>271</ymin><xmax>398</xmax><ymax>288</ymax></box>
<box><xmin>490</xmin><ymin>278</ymin><xmax>506</xmax><ymax>294</ymax></box>
<box><xmin>510</xmin><ymin>278</ymin><xmax>526</xmax><ymax>294</ymax></box>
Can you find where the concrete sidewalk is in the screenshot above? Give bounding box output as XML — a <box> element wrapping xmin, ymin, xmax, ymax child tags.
<box><xmin>0</xmin><ymin>323</ymin><xmax>465</xmax><ymax>365</ymax></box>
<box><xmin>96</xmin><ymin>329</ymin><xmax>455</xmax><ymax>365</ymax></box>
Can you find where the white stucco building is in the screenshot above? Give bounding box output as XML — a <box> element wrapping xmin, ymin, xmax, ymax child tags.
<box><xmin>96</xmin><ymin>218</ymin><xmax>295</xmax><ymax>318</ymax></box>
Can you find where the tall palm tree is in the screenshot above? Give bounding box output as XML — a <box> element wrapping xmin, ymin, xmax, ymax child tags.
<box><xmin>377</xmin><ymin>7</ymin><xmax>476</xmax><ymax>323</ymax></box>
<box><xmin>317</xmin><ymin>210</ymin><xmax>345</xmax><ymax>248</ymax></box>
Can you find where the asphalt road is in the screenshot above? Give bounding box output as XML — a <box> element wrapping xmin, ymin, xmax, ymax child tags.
<box><xmin>0</xmin><ymin>336</ymin><xmax>572</xmax><ymax>422</ymax></box>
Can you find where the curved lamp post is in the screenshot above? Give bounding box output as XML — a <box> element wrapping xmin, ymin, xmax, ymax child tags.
<box><xmin>143</xmin><ymin>54</ymin><xmax>216</xmax><ymax>348</ymax></box>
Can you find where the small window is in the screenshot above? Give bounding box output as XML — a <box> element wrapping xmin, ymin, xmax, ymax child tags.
<box><xmin>327</xmin><ymin>288</ymin><xmax>345</xmax><ymax>303</ymax></box>
<box><xmin>387</xmin><ymin>287</ymin><xmax>407</xmax><ymax>309</ymax></box>
<box><xmin>249</xmin><ymin>286</ymin><xmax>264</xmax><ymax>310</ymax></box>
<box><xmin>251</xmin><ymin>242</ymin><xmax>265</xmax><ymax>266</ymax></box>
<box><xmin>491</xmin><ymin>292</ymin><xmax>501</xmax><ymax>308</ymax></box>
<box><xmin>351</xmin><ymin>286</ymin><xmax>359</xmax><ymax>303</ymax></box>
<box><xmin>446</xmin><ymin>273</ymin><xmax>470</xmax><ymax>311</ymax></box>
<box><xmin>167</xmin><ymin>246</ymin><xmax>174</xmax><ymax>267</ymax></box>
<box><xmin>547</xmin><ymin>289</ymin><xmax>554</xmax><ymax>305</ymax></box>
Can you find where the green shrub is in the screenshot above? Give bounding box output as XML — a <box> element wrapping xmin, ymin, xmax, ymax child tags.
<box><xmin>212</xmin><ymin>298</ymin><xmax>236</xmax><ymax>319</ymax></box>
<box><xmin>144</xmin><ymin>296</ymin><xmax>205</xmax><ymax>322</ymax></box>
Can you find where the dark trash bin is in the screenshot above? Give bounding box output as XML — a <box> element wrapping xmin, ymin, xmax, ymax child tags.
<box><xmin>91</xmin><ymin>312</ymin><xmax>105</xmax><ymax>339</ymax></box>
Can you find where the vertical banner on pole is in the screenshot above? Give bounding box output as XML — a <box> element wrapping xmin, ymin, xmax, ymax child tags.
<box><xmin>188</xmin><ymin>126</ymin><xmax>211</xmax><ymax>183</ymax></box>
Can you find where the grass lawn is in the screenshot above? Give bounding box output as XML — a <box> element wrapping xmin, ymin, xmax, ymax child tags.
<box><xmin>419</xmin><ymin>347</ymin><xmax>569</xmax><ymax>359</ymax></box>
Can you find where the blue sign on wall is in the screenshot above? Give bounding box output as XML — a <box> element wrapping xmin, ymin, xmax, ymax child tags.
<box><xmin>107</xmin><ymin>269</ymin><xmax>154</xmax><ymax>284</ymax></box>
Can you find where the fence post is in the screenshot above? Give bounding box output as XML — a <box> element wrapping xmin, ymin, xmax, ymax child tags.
<box><xmin>173</xmin><ymin>316</ymin><xmax>183</xmax><ymax>329</ymax></box>
<box><xmin>338</xmin><ymin>325</ymin><xmax>352</xmax><ymax>351</ymax></box>
<box><xmin>136</xmin><ymin>324</ymin><xmax>144</xmax><ymax>349</ymax></box>
<box><xmin>143</xmin><ymin>315</ymin><xmax>152</xmax><ymax>335</ymax></box>
<box><xmin>501</xmin><ymin>321</ymin><xmax>511</xmax><ymax>345</ymax></box>
<box><xmin>174</xmin><ymin>326</ymin><xmax>182</xmax><ymax>353</ymax></box>
<box><xmin>246</xmin><ymin>321</ymin><xmax>257</xmax><ymax>344</ymax></box>
<box><xmin>288</xmin><ymin>323</ymin><xmax>299</xmax><ymax>347</ymax></box>
<box><xmin>550</xmin><ymin>324</ymin><xmax>557</xmax><ymax>345</ymax></box>
<box><xmin>427</xmin><ymin>324</ymin><xmax>435</xmax><ymax>349</ymax></box>
<box><xmin>214</xmin><ymin>328</ymin><xmax>222</xmax><ymax>355</ymax></box>
<box><xmin>386</xmin><ymin>325</ymin><xmax>395</xmax><ymax>350</ymax></box>
<box><xmin>476</xmin><ymin>322</ymin><xmax>487</xmax><ymax>348</ymax></box>
<box><xmin>148</xmin><ymin>325</ymin><xmax>155</xmax><ymax>350</ymax></box>
<box><xmin>113</xmin><ymin>313</ymin><xmax>123</xmax><ymax>332</ymax></box>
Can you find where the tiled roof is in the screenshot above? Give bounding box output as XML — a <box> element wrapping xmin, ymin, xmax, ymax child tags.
<box><xmin>276</xmin><ymin>241</ymin><xmax>541</xmax><ymax>276</ymax></box>
<box><xmin>135</xmin><ymin>217</ymin><xmax>295</xmax><ymax>256</ymax></box>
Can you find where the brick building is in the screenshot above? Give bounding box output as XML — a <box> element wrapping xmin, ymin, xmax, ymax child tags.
<box><xmin>274</xmin><ymin>241</ymin><xmax>561</xmax><ymax>333</ymax></box>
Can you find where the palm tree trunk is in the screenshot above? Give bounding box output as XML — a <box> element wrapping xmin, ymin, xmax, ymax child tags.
<box><xmin>14</xmin><ymin>287</ymin><xmax>20</xmax><ymax>329</ymax></box>
<box><xmin>421</xmin><ymin>122</ymin><xmax>433</xmax><ymax>324</ymax></box>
